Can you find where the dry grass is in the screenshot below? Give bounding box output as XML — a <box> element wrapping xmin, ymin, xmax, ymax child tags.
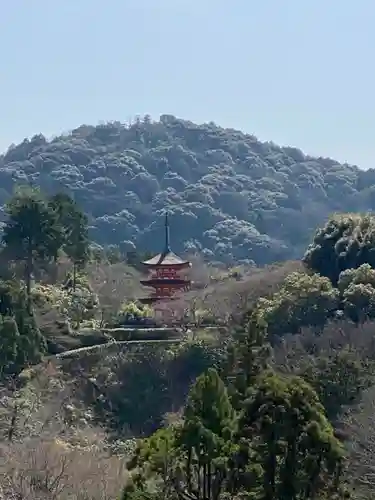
<box><xmin>271</xmin><ymin>320</ymin><xmax>375</xmax><ymax>497</ymax></box>
<box><xmin>345</xmin><ymin>384</ymin><xmax>375</xmax><ymax>498</ymax></box>
<box><xmin>5</xmin><ymin>257</ymin><xmax>375</xmax><ymax>497</ymax></box>
<box><xmin>181</xmin><ymin>260</ymin><xmax>303</xmax><ymax>324</ymax></box>
<box><xmin>86</xmin><ymin>261</ymin><xmax>143</xmax><ymax>317</ymax></box>
<box><xmin>0</xmin><ymin>439</ymin><xmax>127</xmax><ymax>499</ymax></box>
<box><xmin>0</xmin><ymin>362</ymin><xmax>128</xmax><ymax>499</ymax></box>
<box><xmin>273</xmin><ymin>320</ymin><xmax>375</xmax><ymax>369</ymax></box>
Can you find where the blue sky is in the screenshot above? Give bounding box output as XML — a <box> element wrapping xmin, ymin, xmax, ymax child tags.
<box><xmin>1</xmin><ymin>0</ymin><xmax>374</xmax><ymax>168</ymax></box>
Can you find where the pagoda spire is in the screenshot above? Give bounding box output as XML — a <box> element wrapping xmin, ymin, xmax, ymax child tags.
<box><xmin>164</xmin><ymin>210</ymin><xmax>171</xmax><ymax>253</ymax></box>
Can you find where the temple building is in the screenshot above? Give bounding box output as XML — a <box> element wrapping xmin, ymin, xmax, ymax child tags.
<box><xmin>139</xmin><ymin>213</ymin><xmax>191</xmax><ymax>320</ymax></box>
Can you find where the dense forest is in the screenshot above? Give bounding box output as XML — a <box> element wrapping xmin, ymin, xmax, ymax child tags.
<box><xmin>3</xmin><ymin>115</ymin><xmax>375</xmax><ymax>265</ymax></box>
<box><xmin>2</xmin><ymin>119</ymin><xmax>375</xmax><ymax>498</ymax></box>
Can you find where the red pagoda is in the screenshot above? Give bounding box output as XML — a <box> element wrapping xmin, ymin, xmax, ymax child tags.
<box><xmin>139</xmin><ymin>212</ymin><xmax>191</xmax><ymax>320</ymax></box>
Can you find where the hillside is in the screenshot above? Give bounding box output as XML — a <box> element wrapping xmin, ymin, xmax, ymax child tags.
<box><xmin>4</xmin><ymin>206</ymin><xmax>375</xmax><ymax>496</ymax></box>
<box><xmin>2</xmin><ymin>114</ymin><xmax>375</xmax><ymax>265</ymax></box>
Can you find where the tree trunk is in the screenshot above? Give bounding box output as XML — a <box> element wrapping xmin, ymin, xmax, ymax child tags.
<box><xmin>26</xmin><ymin>240</ymin><xmax>33</xmax><ymax>314</ymax></box>
<box><xmin>52</xmin><ymin>254</ymin><xmax>59</xmax><ymax>283</ymax></box>
<box><xmin>264</xmin><ymin>431</ymin><xmax>277</xmax><ymax>500</ymax></box>
<box><xmin>304</xmin><ymin>454</ymin><xmax>323</xmax><ymax>499</ymax></box>
<box><xmin>73</xmin><ymin>262</ymin><xmax>77</xmax><ymax>291</ymax></box>
<box><xmin>280</xmin><ymin>437</ymin><xmax>298</xmax><ymax>500</ymax></box>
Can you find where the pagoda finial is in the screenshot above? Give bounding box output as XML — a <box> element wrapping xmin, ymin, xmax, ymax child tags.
<box><xmin>164</xmin><ymin>210</ymin><xmax>171</xmax><ymax>253</ymax></box>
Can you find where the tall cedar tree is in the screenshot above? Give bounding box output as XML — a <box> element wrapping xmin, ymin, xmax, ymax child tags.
<box><xmin>49</xmin><ymin>193</ymin><xmax>89</xmax><ymax>289</ymax></box>
<box><xmin>0</xmin><ymin>317</ymin><xmax>20</xmax><ymax>376</ymax></box>
<box><xmin>222</xmin><ymin>311</ymin><xmax>271</xmax><ymax>409</ymax></box>
<box><xmin>126</xmin><ymin>369</ymin><xmax>238</xmax><ymax>500</ymax></box>
<box><xmin>3</xmin><ymin>189</ymin><xmax>62</xmax><ymax>312</ymax></box>
<box><xmin>0</xmin><ymin>280</ymin><xmax>45</xmax><ymax>377</ymax></box>
<box><xmin>238</xmin><ymin>370</ymin><xmax>346</xmax><ymax>500</ymax></box>
<box><xmin>176</xmin><ymin>368</ymin><xmax>237</xmax><ymax>500</ymax></box>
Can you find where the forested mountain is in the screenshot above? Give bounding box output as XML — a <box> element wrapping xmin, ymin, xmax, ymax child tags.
<box><xmin>2</xmin><ymin>114</ymin><xmax>375</xmax><ymax>265</ymax></box>
<box><xmin>3</xmin><ymin>149</ymin><xmax>375</xmax><ymax>496</ymax></box>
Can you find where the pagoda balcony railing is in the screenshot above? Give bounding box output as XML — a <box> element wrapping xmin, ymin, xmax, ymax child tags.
<box><xmin>140</xmin><ymin>279</ymin><xmax>191</xmax><ymax>288</ymax></box>
<box><xmin>150</xmin><ymin>270</ymin><xmax>187</xmax><ymax>278</ymax></box>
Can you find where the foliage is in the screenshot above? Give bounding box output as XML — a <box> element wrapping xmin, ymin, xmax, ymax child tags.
<box><xmin>116</xmin><ymin>301</ymin><xmax>153</xmax><ymax>323</ymax></box>
<box><xmin>77</xmin><ymin>339</ymin><xmax>224</xmax><ymax>437</ymax></box>
<box><xmin>336</xmin><ymin>264</ymin><xmax>375</xmax><ymax>323</ymax></box>
<box><xmin>338</xmin><ymin>263</ymin><xmax>375</xmax><ymax>292</ymax></box>
<box><xmin>0</xmin><ymin>279</ymin><xmax>46</xmax><ymax>376</ymax></box>
<box><xmin>0</xmin><ymin>278</ymin><xmax>23</xmax><ymax>316</ymax></box>
<box><xmin>274</xmin><ymin>321</ymin><xmax>375</xmax><ymax>424</ymax></box>
<box><xmin>0</xmin><ymin>363</ymin><xmax>127</xmax><ymax>499</ymax></box>
<box><xmin>170</xmin><ymin>339</ymin><xmax>227</xmax><ymax>387</ymax></box>
<box><xmin>0</xmin><ymin>315</ymin><xmax>46</xmax><ymax>376</ymax></box>
<box><xmin>3</xmin><ymin>187</ymin><xmax>61</xmax><ymax>263</ymax></box>
<box><xmin>257</xmin><ymin>271</ymin><xmax>339</xmax><ymax>336</ymax></box>
<box><xmin>175</xmin><ymin>368</ymin><xmax>238</xmax><ymax>500</ymax></box>
<box><xmin>2</xmin><ymin>116</ymin><xmax>375</xmax><ymax>265</ymax></box>
<box><xmin>124</xmin><ymin>366</ymin><xmax>347</xmax><ymax>499</ymax></box>
<box><xmin>0</xmin><ymin>317</ymin><xmax>21</xmax><ymax>374</ymax></box>
<box><xmin>2</xmin><ymin>152</ymin><xmax>375</xmax><ymax>497</ymax></box>
<box><xmin>32</xmin><ymin>281</ymin><xmax>99</xmax><ymax>329</ymax></box>
<box><xmin>303</xmin><ymin>213</ymin><xmax>375</xmax><ymax>284</ymax></box>
<box><xmin>251</xmin><ymin>261</ymin><xmax>375</xmax><ymax>337</ymax></box>
<box><xmin>222</xmin><ymin>312</ymin><xmax>271</xmax><ymax>408</ymax></box>
<box><xmin>49</xmin><ymin>193</ymin><xmax>90</xmax><ymax>287</ymax></box>
<box><xmin>17</xmin><ymin>314</ymin><xmax>46</xmax><ymax>365</ymax></box>
<box><xmin>182</xmin><ymin>368</ymin><xmax>236</xmax><ymax>442</ymax></box>
<box><xmin>2</xmin><ymin>187</ymin><xmax>62</xmax><ymax>309</ymax></box>
<box><xmin>238</xmin><ymin>370</ymin><xmax>346</xmax><ymax>499</ymax></box>
<box><xmin>302</xmin><ymin>347</ymin><xmax>375</xmax><ymax>422</ymax></box>
<box><xmin>126</xmin><ymin>369</ymin><xmax>238</xmax><ymax>500</ymax></box>
<box><xmin>341</xmin><ymin>283</ymin><xmax>375</xmax><ymax>323</ymax></box>
<box><xmin>121</xmin><ymin>483</ymin><xmax>159</xmax><ymax>500</ymax></box>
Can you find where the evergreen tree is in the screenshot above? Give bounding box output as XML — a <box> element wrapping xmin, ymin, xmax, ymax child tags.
<box><xmin>303</xmin><ymin>213</ymin><xmax>375</xmax><ymax>285</ymax></box>
<box><xmin>126</xmin><ymin>370</ymin><xmax>238</xmax><ymax>500</ymax></box>
<box><xmin>238</xmin><ymin>370</ymin><xmax>346</xmax><ymax>500</ymax></box>
<box><xmin>2</xmin><ymin>188</ymin><xmax>62</xmax><ymax>311</ymax></box>
<box><xmin>16</xmin><ymin>315</ymin><xmax>46</xmax><ymax>369</ymax></box>
<box><xmin>0</xmin><ymin>280</ymin><xmax>18</xmax><ymax>316</ymax></box>
<box><xmin>64</xmin><ymin>210</ymin><xmax>89</xmax><ymax>290</ymax></box>
<box><xmin>176</xmin><ymin>368</ymin><xmax>237</xmax><ymax>500</ymax></box>
<box><xmin>49</xmin><ymin>193</ymin><xmax>89</xmax><ymax>289</ymax></box>
<box><xmin>0</xmin><ymin>317</ymin><xmax>20</xmax><ymax>375</ymax></box>
<box><xmin>124</xmin><ymin>368</ymin><xmax>349</xmax><ymax>499</ymax></box>
<box><xmin>223</xmin><ymin>311</ymin><xmax>271</xmax><ymax>408</ymax></box>
<box><xmin>0</xmin><ymin>280</ymin><xmax>45</xmax><ymax>377</ymax></box>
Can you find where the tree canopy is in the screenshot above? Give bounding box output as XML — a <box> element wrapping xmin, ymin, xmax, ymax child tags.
<box><xmin>303</xmin><ymin>213</ymin><xmax>375</xmax><ymax>284</ymax></box>
<box><xmin>125</xmin><ymin>367</ymin><xmax>347</xmax><ymax>500</ymax></box>
<box><xmin>257</xmin><ymin>272</ymin><xmax>339</xmax><ymax>336</ymax></box>
<box><xmin>2</xmin><ymin>116</ymin><xmax>375</xmax><ymax>264</ymax></box>
<box><xmin>2</xmin><ymin>116</ymin><xmax>375</xmax><ymax>498</ymax></box>
<box><xmin>2</xmin><ymin>188</ymin><xmax>89</xmax><ymax>308</ymax></box>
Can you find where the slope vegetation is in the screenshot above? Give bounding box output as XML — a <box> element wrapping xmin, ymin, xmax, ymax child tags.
<box><xmin>2</xmin><ymin>114</ymin><xmax>375</xmax><ymax>264</ymax></box>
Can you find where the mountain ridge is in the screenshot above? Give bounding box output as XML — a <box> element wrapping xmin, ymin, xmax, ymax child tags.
<box><xmin>1</xmin><ymin>114</ymin><xmax>375</xmax><ymax>265</ymax></box>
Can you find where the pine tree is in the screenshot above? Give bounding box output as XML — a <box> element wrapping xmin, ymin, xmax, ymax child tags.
<box><xmin>49</xmin><ymin>193</ymin><xmax>89</xmax><ymax>289</ymax></box>
<box><xmin>64</xmin><ymin>210</ymin><xmax>89</xmax><ymax>290</ymax></box>
<box><xmin>223</xmin><ymin>311</ymin><xmax>271</xmax><ymax>408</ymax></box>
<box><xmin>176</xmin><ymin>368</ymin><xmax>237</xmax><ymax>500</ymax></box>
<box><xmin>0</xmin><ymin>317</ymin><xmax>20</xmax><ymax>375</ymax></box>
<box><xmin>238</xmin><ymin>370</ymin><xmax>345</xmax><ymax>500</ymax></box>
<box><xmin>16</xmin><ymin>315</ymin><xmax>46</xmax><ymax>369</ymax></box>
<box><xmin>3</xmin><ymin>188</ymin><xmax>62</xmax><ymax>312</ymax></box>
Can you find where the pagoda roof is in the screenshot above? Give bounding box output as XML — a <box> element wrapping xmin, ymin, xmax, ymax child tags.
<box><xmin>142</xmin><ymin>251</ymin><xmax>191</xmax><ymax>267</ymax></box>
<box><xmin>142</xmin><ymin>211</ymin><xmax>191</xmax><ymax>268</ymax></box>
